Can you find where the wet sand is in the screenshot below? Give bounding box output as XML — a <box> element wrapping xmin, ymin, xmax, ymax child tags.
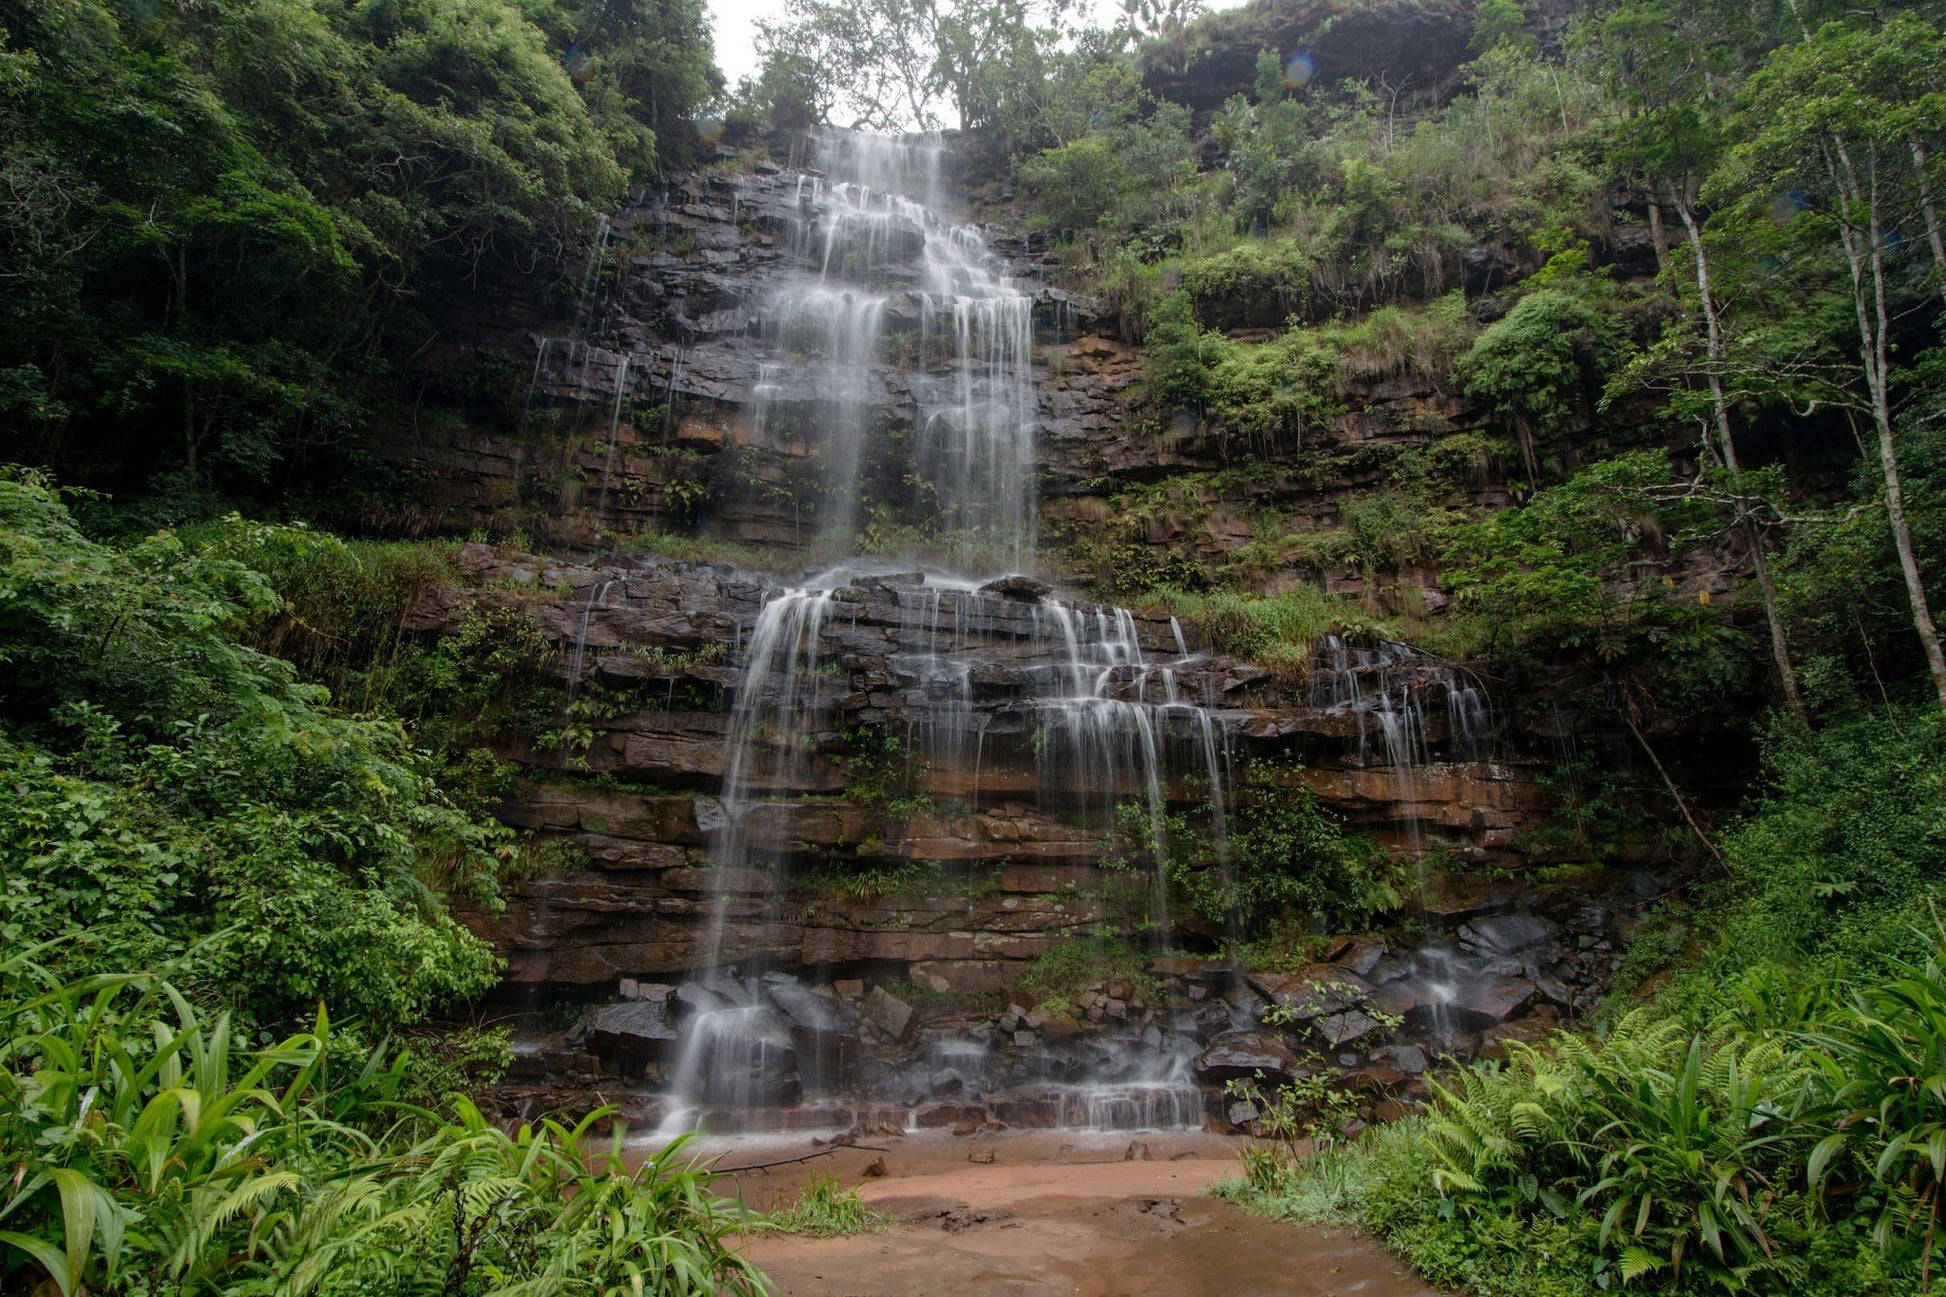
<box><xmin>670</xmin><ymin>1131</ymin><xmax>1441</xmax><ymax>1296</ymax></box>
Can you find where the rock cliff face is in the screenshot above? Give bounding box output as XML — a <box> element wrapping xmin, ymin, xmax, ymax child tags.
<box><xmin>417</xmin><ymin>539</ymin><xmax>1653</xmax><ymax>1134</ymax></box>
<box><xmin>375</xmin><ymin>133</ymin><xmax>1721</xmax><ymax>1130</ymax></box>
<box><xmin>415</xmin><ymin>544</ymin><xmax>1566</xmax><ymax>996</ymax></box>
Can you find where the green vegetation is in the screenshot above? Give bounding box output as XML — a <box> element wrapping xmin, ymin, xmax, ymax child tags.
<box><xmin>1228</xmin><ymin>707</ymin><xmax>1946</xmax><ymax>1295</ymax></box>
<box><xmin>0</xmin><ymin>473</ymin><xmax>501</xmax><ymax>1027</ymax></box>
<box><xmin>1019</xmin><ymin>935</ymin><xmax>1159</xmax><ymax>1011</ymax></box>
<box><xmin>760</xmin><ymin>1177</ymin><xmax>887</xmax><ymax>1237</ymax></box>
<box><xmin>4</xmin><ymin>0</ymin><xmax>719</xmax><ymax>507</ymax></box>
<box><xmin>0</xmin><ymin>472</ymin><xmax>768</xmax><ymax>1291</ymax></box>
<box><xmin>0</xmin><ymin>957</ymin><xmax>760</xmax><ymax>1294</ymax></box>
<box><xmin>1105</xmin><ymin>760</ymin><xmax>1396</xmax><ymax>943</ymax></box>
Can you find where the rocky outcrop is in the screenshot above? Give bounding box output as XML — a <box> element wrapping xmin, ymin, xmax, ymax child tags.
<box><xmin>408</xmin><ymin>542</ymin><xmax>1595</xmax><ymax>996</ymax></box>
<box><xmin>1138</xmin><ymin>0</ymin><xmax>1477</xmax><ymax>116</ymax></box>
<box><xmin>490</xmin><ymin>868</ymin><xmax>1636</xmax><ymax>1134</ymax></box>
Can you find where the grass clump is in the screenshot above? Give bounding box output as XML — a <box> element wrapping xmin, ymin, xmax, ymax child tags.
<box><xmin>1020</xmin><ymin>936</ymin><xmax>1159</xmax><ymax>1005</ymax></box>
<box><xmin>1144</xmin><ymin>583</ymin><xmax>1388</xmax><ymax>673</ymax></box>
<box><xmin>0</xmin><ymin>957</ymin><xmax>763</xmax><ymax>1295</ymax></box>
<box><xmin>762</xmin><ymin>1177</ymin><xmax>888</xmax><ymax>1238</ymax></box>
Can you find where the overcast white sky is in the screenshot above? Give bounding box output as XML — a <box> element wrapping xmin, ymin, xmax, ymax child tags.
<box><xmin>706</xmin><ymin>0</ymin><xmax>1253</xmax><ymax>90</ymax></box>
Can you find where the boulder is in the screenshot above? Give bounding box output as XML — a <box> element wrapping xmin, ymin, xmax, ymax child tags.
<box><xmin>576</xmin><ymin>999</ymin><xmax>681</xmax><ymax>1060</ymax></box>
<box><xmin>1374</xmin><ymin>1044</ymin><xmax>1430</xmax><ymax>1075</ymax></box>
<box><xmin>765</xmin><ymin>976</ymin><xmax>861</xmax><ymax>1088</ymax></box>
<box><xmin>862</xmin><ymin>986</ymin><xmax>917</xmax><ymax>1042</ymax></box>
<box><xmin>1446</xmin><ymin>975</ymin><xmax>1538</xmax><ymax>1029</ymax></box>
<box><xmin>1315</xmin><ymin>1009</ymin><xmax>1384</xmax><ymax>1048</ymax></box>
<box><xmin>1247</xmin><ymin>966</ymin><xmax>1371</xmax><ymax>1021</ymax></box>
<box><xmin>676</xmin><ymin>982</ymin><xmax>733</xmax><ymax>1017</ymax></box>
<box><xmin>1458</xmin><ymin>914</ymin><xmax>1560</xmax><ymax>956</ymax></box>
<box><xmin>1193</xmin><ymin>1029</ymin><xmax>1302</xmax><ymax>1085</ymax></box>
<box><xmin>978</xmin><ymin>574</ymin><xmax>1053</xmax><ymax>600</ymax></box>
<box><xmin>1333</xmin><ymin>938</ymin><xmax>1389</xmax><ymax>979</ymax></box>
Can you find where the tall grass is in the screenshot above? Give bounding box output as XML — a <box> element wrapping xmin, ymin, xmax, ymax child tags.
<box><xmin>1139</xmin><ymin>583</ymin><xmax>1395</xmax><ymax>674</ymax></box>
<box><xmin>1233</xmin><ymin>974</ymin><xmax>1946</xmax><ymax>1295</ymax></box>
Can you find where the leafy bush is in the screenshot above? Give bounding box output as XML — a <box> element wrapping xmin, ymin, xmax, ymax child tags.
<box><xmin>1244</xmin><ymin>999</ymin><xmax>1924</xmax><ymax>1294</ymax></box>
<box><xmin>1441</xmin><ymin>450</ymin><xmax>1750</xmax><ymax>703</ymax></box>
<box><xmin>1231</xmin><ymin>715</ymin><xmax>1946</xmax><ymax>1295</ymax></box>
<box><xmin>0</xmin><ymin>956</ymin><xmax>760</xmax><ymax>1295</ymax></box>
<box><xmin>0</xmin><ymin>472</ymin><xmax>502</xmax><ymax>1027</ymax></box>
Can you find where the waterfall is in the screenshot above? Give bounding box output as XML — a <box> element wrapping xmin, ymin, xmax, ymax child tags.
<box><xmin>651</xmin><ymin>131</ymin><xmax>1237</xmax><ymax>1133</ymax></box>
<box><xmin>1310</xmin><ymin>633</ymin><xmax>1498</xmax><ymax>852</ymax></box>
<box><xmin>761</xmin><ymin>132</ymin><xmax>1037</xmax><ymax>568</ymax></box>
<box><xmin>564</xmin><ymin>579</ymin><xmax>613</xmax><ymax>701</ymax></box>
<box><xmin>592</xmin><ymin>355</ymin><xmax>629</xmax><ymax>528</ymax></box>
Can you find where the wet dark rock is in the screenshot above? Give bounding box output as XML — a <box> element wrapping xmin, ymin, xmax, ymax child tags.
<box><xmin>617</xmin><ymin>978</ymin><xmax>676</xmax><ymax>1002</ymax></box>
<box><xmin>1315</xmin><ymin>1009</ymin><xmax>1384</xmax><ymax>1048</ymax></box>
<box><xmin>1459</xmin><ymin>914</ymin><xmax>1560</xmax><ymax>955</ymax></box>
<box><xmin>1193</xmin><ymin>1029</ymin><xmax>1302</xmax><ymax>1084</ymax></box>
<box><xmin>1533</xmin><ymin>967</ymin><xmax>1579</xmax><ymax>1009</ymax></box>
<box><xmin>1374</xmin><ymin>1044</ymin><xmax>1430</xmax><ymax>1075</ymax></box>
<box><xmin>863</xmin><ymin>986</ymin><xmax>917</xmax><ymax>1042</ymax></box>
<box><xmin>979</xmin><ymin>574</ymin><xmax>1053</xmax><ymax>600</ymax></box>
<box><xmin>575</xmin><ymin>999</ymin><xmax>682</xmax><ymax>1057</ymax></box>
<box><xmin>1446</xmin><ymin>975</ymin><xmax>1538</xmax><ymax>1029</ymax></box>
<box><xmin>675</xmin><ymin>981</ymin><xmax>730</xmax><ymax>1016</ymax></box>
<box><xmin>1192</xmin><ymin>1004</ymin><xmax>1235</xmax><ymax>1041</ymax></box>
<box><xmin>1222</xmin><ymin>983</ymin><xmax>1266</xmax><ymax>1021</ymax></box>
<box><xmin>1333</xmin><ymin>938</ymin><xmax>1389</xmax><ymax>979</ymax></box>
<box><xmin>766</xmin><ymin>976</ymin><xmax>861</xmax><ymax>1087</ymax></box>
<box><xmin>1248</xmin><ymin>966</ymin><xmax>1371</xmax><ymax>1021</ymax></box>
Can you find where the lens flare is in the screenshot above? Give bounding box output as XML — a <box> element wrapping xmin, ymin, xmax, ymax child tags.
<box><xmin>694</xmin><ymin>116</ymin><xmax>726</xmax><ymax>144</ymax></box>
<box><xmin>562</xmin><ymin>42</ymin><xmax>590</xmax><ymax>79</ymax></box>
<box><xmin>1284</xmin><ymin>51</ymin><xmax>1316</xmax><ymax>88</ymax></box>
<box><xmin>1766</xmin><ymin>192</ymin><xmax>1806</xmax><ymax>225</ymax></box>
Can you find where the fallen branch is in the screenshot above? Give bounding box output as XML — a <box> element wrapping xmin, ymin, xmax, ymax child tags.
<box><xmin>1619</xmin><ymin>709</ymin><xmax>1722</xmax><ymax>865</ymax></box>
<box><xmin>712</xmin><ymin>1144</ymin><xmax>891</xmax><ymax>1175</ymax></box>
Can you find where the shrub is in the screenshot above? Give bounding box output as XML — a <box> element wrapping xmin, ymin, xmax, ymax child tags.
<box><xmin>0</xmin><ymin>957</ymin><xmax>761</xmax><ymax>1295</ymax></box>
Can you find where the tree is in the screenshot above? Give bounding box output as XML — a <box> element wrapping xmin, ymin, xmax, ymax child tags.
<box><xmin>1591</xmin><ymin>0</ymin><xmax>1808</xmax><ymax>720</ymax></box>
<box><xmin>0</xmin><ymin>0</ymin><xmax>713</xmax><ymax>501</ymax></box>
<box><xmin>1732</xmin><ymin>13</ymin><xmax>1946</xmax><ymax>714</ymax></box>
<box><xmin>1457</xmin><ymin>288</ymin><xmax>1627</xmax><ymax>482</ymax></box>
<box><xmin>754</xmin><ymin>0</ymin><xmax>1069</xmax><ymax>130</ymax></box>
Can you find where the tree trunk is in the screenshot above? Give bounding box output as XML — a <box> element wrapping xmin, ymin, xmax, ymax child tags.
<box><xmin>1669</xmin><ymin>195</ymin><xmax>1806</xmax><ymax>720</ymax></box>
<box><xmin>1913</xmin><ymin>137</ymin><xmax>1946</xmax><ymax>308</ymax></box>
<box><xmin>1832</xmin><ymin>138</ymin><xmax>1946</xmax><ymax>712</ymax></box>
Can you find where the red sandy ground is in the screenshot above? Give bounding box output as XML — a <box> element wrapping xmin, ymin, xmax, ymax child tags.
<box><xmin>678</xmin><ymin>1130</ymin><xmax>1441</xmax><ymax>1297</ymax></box>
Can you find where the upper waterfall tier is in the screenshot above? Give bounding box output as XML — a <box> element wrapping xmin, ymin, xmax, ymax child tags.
<box><xmin>764</xmin><ymin>131</ymin><xmax>1038</xmax><ymax>570</ymax></box>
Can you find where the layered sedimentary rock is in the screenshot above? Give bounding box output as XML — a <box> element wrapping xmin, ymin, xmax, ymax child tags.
<box><xmin>423</xmin><ymin>543</ymin><xmax>1566</xmax><ymax>1000</ymax></box>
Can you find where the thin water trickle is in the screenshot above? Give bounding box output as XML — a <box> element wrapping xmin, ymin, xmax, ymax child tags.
<box><xmin>592</xmin><ymin>355</ymin><xmax>630</xmax><ymax>528</ymax></box>
<box><xmin>565</xmin><ymin>579</ymin><xmax>613</xmax><ymax>702</ymax></box>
